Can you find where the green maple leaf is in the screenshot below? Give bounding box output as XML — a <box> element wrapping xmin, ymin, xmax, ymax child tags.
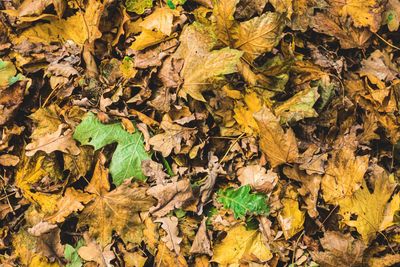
<box><xmin>217</xmin><ymin>185</ymin><xmax>269</xmax><ymax>219</ymax></box>
<box><xmin>73</xmin><ymin>112</ymin><xmax>150</xmax><ymax>185</ymax></box>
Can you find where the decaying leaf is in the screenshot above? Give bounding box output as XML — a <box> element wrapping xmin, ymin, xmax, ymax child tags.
<box><xmin>155</xmin><ymin>216</ymin><xmax>182</xmax><ymax>254</ymax></box>
<box><xmin>149</xmin><ymin>115</ymin><xmax>197</xmax><ymax>157</ymax></box>
<box><xmin>311</xmin><ymin>231</ymin><xmax>366</xmax><ymax>267</ymax></box>
<box><xmin>190</xmin><ymin>217</ymin><xmax>213</xmax><ymax>256</ymax></box>
<box><xmin>147</xmin><ymin>178</ymin><xmax>194</xmax><ymax>217</ymax></box>
<box><xmin>78</xmin><ymin>155</ymin><xmax>155</xmax><ymax>247</ymax></box>
<box><xmin>238</xmin><ymin>165</ymin><xmax>278</xmax><ymax>193</ymax></box>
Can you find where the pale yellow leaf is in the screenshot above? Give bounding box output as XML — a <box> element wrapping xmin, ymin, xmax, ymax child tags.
<box><xmin>277</xmin><ymin>186</ymin><xmax>305</xmax><ymax>239</ymax></box>
<box><xmin>321</xmin><ymin>147</ymin><xmax>369</xmax><ymax>204</ymax></box>
<box><xmin>212</xmin><ymin>224</ymin><xmax>272</xmax><ymax>265</ymax></box>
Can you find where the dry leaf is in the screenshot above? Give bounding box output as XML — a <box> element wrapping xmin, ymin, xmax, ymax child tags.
<box><xmin>254</xmin><ymin>107</ymin><xmax>299</xmax><ymax>168</ymax></box>
<box><xmin>321</xmin><ymin>147</ymin><xmax>369</xmax><ymax>204</ymax></box>
<box><xmin>277</xmin><ymin>186</ymin><xmax>305</xmax><ymax>239</ymax></box>
<box><xmin>140</xmin><ymin>7</ymin><xmax>179</xmax><ymax>36</ymax></box>
<box><xmin>189</xmin><ymin>217</ymin><xmax>213</xmax><ymax>256</ymax></box>
<box><xmin>238</xmin><ymin>165</ymin><xmax>278</xmax><ymax>193</ymax></box>
<box><xmin>149</xmin><ymin>116</ymin><xmax>197</xmax><ymax>157</ymax></box>
<box><xmin>26</xmin><ymin>125</ymin><xmax>80</xmax><ymax>156</ymax></box>
<box><xmin>232</xmin><ymin>12</ymin><xmax>284</xmax><ymax>61</ymax></box>
<box><xmin>45</xmin><ymin>188</ymin><xmax>93</xmax><ymax>223</ymax></box>
<box><xmin>0</xmin><ymin>154</ymin><xmax>20</xmax><ymax>166</ymax></box>
<box><xmin>78</xmin><ymin>155</ymin><xmax>155</xmax><ymax>247</ymax></box>
<box><xmin>212</xmin><ymin>224</ymin><xmax>272</xmax><ymax>265</ymax></box>
<box><xmin>155</xmin><ymin>243</ymin><xmax>188</xmax><ymax>267</ymax></box>
<box><xmin>172</xmin><ymin>24</ymin><xmax>242</xmax><ymax>101</ymax></box>
<box><xmin>147</xmin><ymin>178</ymin><xmax>194</xmax><ymax>217</ymax></box>
<box><xmin>338</xmin><ymin>170</ymin><xmax>399</xmax><ymax>243</ymax></box>
<box><xmin>155</xmin><ymin>216</ymin><xmax>182</xmax><ymax>254</ymax></box>
<box><xmin>311</xmin><ymin>231</ymin><xmax>366</xmax><ymax>267</ymax></box>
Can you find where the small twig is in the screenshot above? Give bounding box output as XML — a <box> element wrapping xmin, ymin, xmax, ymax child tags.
<box><xmin>374</xmin><ymin>33</ymin><xmax>400</xmax><ymax>51</ymax></box>
<box><xmin>219</xmin><ymin>132</ymin><xmax>245</xmax><ymax>164</ymax></box>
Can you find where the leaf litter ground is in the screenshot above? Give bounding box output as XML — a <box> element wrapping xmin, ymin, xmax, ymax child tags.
<box><xmin>0</xmin><ymin>0</ymin><xmax>400</xmax><ymax>266</ymax></box>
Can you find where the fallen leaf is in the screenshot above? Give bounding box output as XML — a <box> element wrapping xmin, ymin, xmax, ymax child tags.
<box><xmin>274</xmin><ymin>86</ymin><xmax>320</xmax><ymax>123</ymax></box>
<box><xmin>212</xmin><ymin>224</ymin><xmax>272</xmax><ymax>265</ymax></box>
<box><xmin>44</xmin><ymin>188</ymin><xmax>93</xmax><ymax>223</ymax></box>
<box><xmin>155</xmin><ymin>216</ymin><xmax>182</xmax><ymax>254</ymax></box>
<box><xmin>238</xmin><ymin>165</ymin><xmax>278</xmax><ymax>193</ymax></box>
<box><xmin>172</xmin><ymin>24</ymin><xmax>243</xmax><ymax>101</ymax></box>
<box><xmin>126</xmin><ymin>0</ymin><xmax>153</xmax><ymax>14</ymax></box>
<box><xmin>311</xmin><ymin>231</ymin><xmax>366</xmax><ymax>267</ymax></box>
<box><xmin>277</xmin><ymin>186</ymin><xmax>305</xmax><ymax>239</ymax></box>
<box><xmin>232</xmin><ymin>12</ymin><xmax>284</xmax><ymax>61</ymax></box>
<box><xmin>26</xmin><ymin>124</ymin><xmax>80</xmax><ymax>156</ymax></box>
<box><xmin>155</xmin><ymin>243</ymin><xmax>188</xmax><ymax>266</ymax></box>
<box><xmin>283</xmin><ymin>166</ymin><xmax>321</xmax><ymax>218</ymax></box>
<box><xmin>212</xmin><ymin>0</ymin><xmax>239</xmax><ymax>46</ymax></box>
<box><xmin>143</xmin><ymin>217</ymin><xmax>159</xmax><ymax>254</ymax></box>
<box><xmin>254</xmin><ymin>107</ymin><xmax>299</xmax><ymax>168</ymax></box>
<box><xmin>328</xmin><ymin>0</ymin><xmax>384</xmax><ymax>32</ymax></box>
<box><xmin>78</xmin><ymin>234</ymin><xmax>115</xmax><ymax>267</ymax></box>
<box><xmin>15</xmin><ymin>154</ymin><xmax>62</xmax><ymax>214</ymax></box>
<box><xmin>74</xmin><ymin>112</ymin><xmax>150</xmax><ymax>185</ymax></box>
<box><xmin>78</xmin><ymin>156</ymin><xmax>155</xmax><ymax>247</ymax></box>
<box><xmin>130</xmin><ymin>29</ymin><xmax>167</xmax><ymax>51</ymax></box>
<box><xmin>147</xmin><ymin>178</ymin><xmax>194</xmax><ymax>217</ymax></box>
<box><xmin>149</xmin><ymin>116</ymin><xmax>197</xmax><ymax>157</ymax></box>
<box><xmin>0</xmin><ymin>154</ymin><xmax>20</xmax><ymax>166</ymax></box>
<box><xmin>189</xmin><ymin>217</ymin><xmax>213</xmax><ymax>256</ymax></box>
<box><xmin>321</xmin><ymin>147</ymin><xmax>369</xmax><ymax>204</ymax></box>
<box><xmin>140</xmin><ymin>7</ymin><xmax>179</xmax><ymax>36</ymax></box>
<box><xmin>217</xmin><ymin>185</ymin><xmax>269</xmax><ymax>219</ymax></box>
<box><xmin>338</xmin><ymin>170</ymin><xmax>399</xmax><ymax>243</ymax></box>
<box><xmin>384</xmin><ymin>0</ymin><xmax>400</xmax><ymax>31</ymax></box>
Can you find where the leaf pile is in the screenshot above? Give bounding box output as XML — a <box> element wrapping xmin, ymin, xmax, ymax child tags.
<box><xmin>0</xmin><ymin>0</ymin><xmax>399</xmax><ymax>266</ymax></box>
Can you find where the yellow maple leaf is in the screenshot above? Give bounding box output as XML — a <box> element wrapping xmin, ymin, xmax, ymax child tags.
<box><xmin>13</xmin><ymin>0</ymin><xmax>103</xmax><ymax>46</ymax></box>
<box><xmin>321</xmin><ymin>147</ymin><xmax>369</xmax><ymax>204</ymax></box>
<box><xmin>172</xmin><ymin>24</ymin><xmax>242</xmax><ymax>101</ymax></box>
<box><xmin>338</xmin><ymin>173</ymin><xmax>399</xmax><ymax>243</ymax></box>
<box><xmin>233</xmin><ymin>92</ymin><xmax>262</xmax><ymax>134</ymax></box>
<box><xmin>212</xmin><ymin>0</ymin><xmax>239</xmax><ymax>46</ymax></box>
<box><xmin>212</xmin><ymin>224</ymin><xmax>272</xmax><ymax>265</ymax></box>
<box><xmin>232</xmin><ymin>12</ymin><xmax>284</xmax><ymax>61</ymax></box>
<box><xmin>15</xmin><ymin>154</ymin><xmax>62</xmax><ymax>214</ymax></box>
<box><xmin>338</xmin><ymin>0</ymin><xmax>383</xmax><ymax>32</ymax></box>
